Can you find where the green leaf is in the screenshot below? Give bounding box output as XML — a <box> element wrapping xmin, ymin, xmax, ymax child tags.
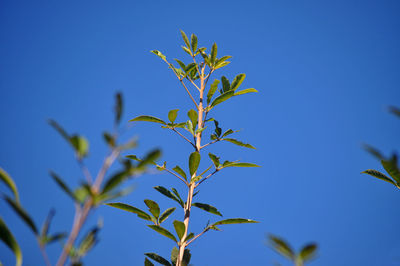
<box><xmin>114</xmin><ymin>92</ymin><xmax>123</xmax><ymax>125</ymax></box>
<box><xmin>230</xmin><ymin>73</ymin><xmax>246</xmax><ymax>91</ymax></box>
<box><xmin>4</xmin><ymin>196</ymin><xmax>38</xmax><ymax>235</ymax></box>
<box><xmin>145</xmin><ymin>253</ymin><xmax>171</xmax><ymax>266</ymax></box>
<box><xmin>48</xmin><ymin>119</ymin><xmax>69</xmax><ymax>141</ymax></box>
<box><xmin>181</xmin><ymin>46</ymin><xmax>192</xmax><ymax>56</ymax></box>
<box><xmin>234</xmin><ymin>88</ymin><xmax>258</xmax><ymax>96</ymax></box>
<box><xmin>145</xmin><ymin>257</ymin><xmax>155</xmax><ymax>266</ymax></box>
<box><xmin>182</xmin><ymin>249</ymin><xmax>191</xmax><ymax>266</ymax></box>
<box><xmin>40</xmin><ymin>209</ymin><xmax>55</xmax><ymax>240</ymax></box>
<box><xmin>208</xmin><ymin>153</ymin><xmax>221</xmax><ymax>168</ymax></box>
<box><xmin>361</xmin><ymin>169</ymin><xmax>396</xmax><ymax>186</ymax></box>
<box><xmin>221</xmin><ymin>129</ymin><xmax>237</xmax><ymax>138</ymax></box>
<box><xmin>0</xmin><ymin>167</ymin><xmax>19</xmax><ymax>202</ymax></box>
<box><xmin>381</xmin><ymin>155</ymin><xmax>400</xmax><ymax>183</ymax></box>
<box><xmin>167</xmin><ymin>109</ymin><xmax>179</xmax><ymax>124</ymax></box>
<box><xmin>103</xmin><ymin>132</ymin><xmax>115</xmax><ymax>147</ymax></box>
<box><xmin>185</xmin><ymin>120</ymin><xmax>195</xmax><ymax>136</ymax></box>
<box><xmin>362</xmin><ymin>144</ymin><xmax>384</xmax><ymax>160</ymax></box>
<box><xmin>185</xmin><ymin>63</ymin><xmax>197</xmax><ymax>74</ymax></box>
<box><xmin>190</xmin><ymin>34</ymin><xmax>198</xmax><ymax>53</ymax></box>
<box><xmin>154</xmin><ymin>186</ymin><xmax>183</xmax><ymax>207</ymax></box>
<box><xmin>268</xmin><ymin>234</ymin><xmax>295</xmax><ymax>260</ymax></box>
<box><xmin>207</xmin><ymin>79</ymin><xmax>220</xmax><ymax>105</ymax></box>
<box><xmin>144</xmin><ymin>199</ymin><xmax>160</xmax><ymax>219</ymax></box>
<box><xmin>212</xmin><ymin>218</ymin><xmax>258</xmax><ymax>226</ymax></box>
<box><xmin>184</xmin><ymin>232</ymin><xmax>195</xmax><ymax>242</ymax></box>
<box><xmin>159</xmin><ymin>208</ymin><xmax>176</xmax><ymax>224</ymax></box>
<box><xmin>180</xmin><ymin>30</ymin><xmax>191</xmax><ymax>49</ymax></box>
<box><xmin>223</xmin><ymin>162</ymin><xmax>260</xmax><ymax>168</ymax></box>
<box><xmin>210</xmin><ymin>91</ymin><xmax>234</xmax><ymax>108</ymax></box>
<box><xmin>148</xmin><ymin>225</ymin><xmax>177</xmax><ymax>243</ymax></box>
<box><xmin>174</xmin><ymin>59</ymin><xmax>186</xmax><ymax>70</ymax></box>
<box><xmin>210</xmin><ymin>43</ymin><xmax>217</xmax><ymax>65</ymax></box>
<box><xmin>173</xmin><ymin>220</ymin><xmax>186</xmax><ymax>240</ymax></box>
<box><xmin>187</xmin><ymin>109</ymin><xmax>198</xmax><ymax>127</ymax></box>
<box><xmin>192</xmin><ymin>202</ymin><xmax>222</xmax><ymax>216</ymax></box>
<box><xmin>213</xmin><ymin>120</ymin><xmax>222</xmax><ymax>137</ymax></box>
<box><xmin>126</xmin><ymin>154</ymin><xmax>140</xmax><ymax>161</ymax></box>
<box><xmin>171</xmin><ymin>188</ymin><xmax>185</xmax><ymax>208</ymax></box>
<box><xmin>105</xmin><ymin>203</ymin><xmax>152</xmax><ymax>222</ymax></box>
<box><xmin>139</xmin><ymin>149</ymin><xmax>162</xmax><ymax>168</ymax></box>
<box><xmin>171</xmin><ymin>246</ymin><xmax>178</xmax><ymax>265</ymax></box>
<box><xmin>223</xmin><ymin>138</ymin><xmax>256</xmax><ymax>149</ymax></box>
<box><xmin>45</xmin><ymin>232</ymin><xmax>67</xmax><ymax>245</ymax></box>
<box><xmin>214</xmin><ymin>61</ymin><xmax>231</xmax><ymax>70</ymax></box>
<box><xmin>172</xmin><ymin>166</ymin><xmax>187</xmax><ymax>180</ymax></box>
<box><xmin>70</xmin><ymin>135</ymin><xmax>89</xmax><ymax>158</ymax></box>
<box><xmin>130</xmin><ymin>115</ymin><xmax>166</xmax><ymax>125</ymax></box>
<box><xmin>151</xmin><ymin>50</ymin><xmax>166</xmax><ymax>61</ymax></box>
<box><xmin>189</xmin><ymin>152</ymin><xmax>201</xmax><ymax>177</ymax></box>
<box><xmin>221</xmin><ymin>76</ymin><xmax>230</xmax><ymax>92</ymax></box>
<box><xmin>299</xmin><ymin>243</ymin><xmax>318</xmax><ymax>262</ymax></box>
<box><xmin>0</xmin><ymin>216</ymin><xmax>22</xmax><ymax>266</ymax></box>
<box><xmin>101</xmin><ymin>171</ymin><xmax>129</xmax><ymax>194</ymax></box>
<box><xmin>389</xmin><ymin>106</ymin><xmax>400</xmax><ymax>118</ymax></box>
<box><xmin>78</xmin><ymin>225</ymin><xmax>100</xmax><ymax>256</ymax></box>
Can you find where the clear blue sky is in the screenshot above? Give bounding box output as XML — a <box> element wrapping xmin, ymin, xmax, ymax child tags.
<box><xmin>1</xmin><ymin>1</ymin><xmax>399</xmax><ymax>265</ymax></box>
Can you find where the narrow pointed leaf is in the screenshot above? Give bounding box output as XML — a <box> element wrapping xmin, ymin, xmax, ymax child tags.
<box><xmin>0</xmin><ymin>217</ymin><xmax>22</xmax><ymax>266</ymax></box>
<box><xmin>171</xmin><ymin>246</ymin><xmax>178</xmax><ymax>265</ymax></box>
<box><xmin>148</xmin><ymin>225</ymin><xmax>177</xmax><ymax>243</ymax></box>
<box><xmin>189</xmin><ymin>152</ymin><xmax>201</xmax><ymax>177</ymax></box>
<box><xmin>171</xmin><ymin>188</ymin><xmax>185</xmax><ymax>208</ymax></box>
<box><xmin>212</xmin><ymin>218</ymin><xmax>258</xmax><ymax>226</ymax></box>
<box><xmin>207</xmin><ymin>79</ymin><xmax>220</xmax><ymax>104</ymax></box>
<box><xmin>48</xmin><ymin>119</ymin><xmax>69</xmax><ymax>141</ymax></box>
<box><xmin>230</xmin><ymin>73</ymin><xmax>246</xmax><ymax>91</ymax></box>
<box><xmin>222</xmin><ymin>129</ymin><xmax>237</xmax><ymax>138</ymax></box>
<box><xmin>214</xmin><ymin>61</ymin><xmax>231</xmax><ymax>70</ymax></box>
<box><xmin>185</xmin><ymin>63</ymin><xmax>197</xmax><ymax>74</ymax></box>
<box><xmin>187</xmin><ymin>109</ymin><xmax>198</xmax><ymax>127</ymax></box>
<box><xmin>234</xmin><ymin>88</ymin><xmax>258</xmax><ymax>96</ymax></box>
<box><xmin>223</xmin><ymin>162</ymin><xmax>260</xmax><ymax>168</ymax></box>
<box><xmin>106</xmin><ymin>203</ymin><xmax>152</xmax><ymax>221</ymax></box>
<box><xmin>208</xmin><ymin>153</ymin><xmax>220</xmax><ymax>168</ymax></box>
<box><xmin>4</xmin><ymin>196</ymin><xmax>38</xmax><ymax>235</ymax></box>
<box><xmin>45</xmin><ymin>232</ymin><xmax>67</xmax><ymax>245</ymax></box>
<box><xmin>221</xmin><ymin>76</ymin><xmax>230</xmax><ymax>92</ymax></box>
<box><xmin>40</xmin><ymin>209</ymin><xmax>55</xmax><ymax>238</ymax></box>
<box><xmin>168</xmin><ymin>109</ymin><xmax>179</xmax><ymax>123</ymax></box>
<box><xmin>381</xmin><ymin>156</ymin><xmax>400</xmax><ymax>183</ymax></box>
<box><xmin>210</xmin><ymin>91</ymin><xmax>234</xmax><ymax>108</ymax></box>
<box><xmin>145</xmin><ymin>258</ymin><xmax>155</xmax><ymax>266</ymax></box>
<box><xmin>0</xmin><ymin>167</ymin><xmax>19</xmax><ymax>202</ymax></box>
<box><xmin>144</xmin><ymin>199</ymin><xmax>160</xmax><ymax>219</ymax></box>
<box><xmin>268</xmin><ymin>234</ymin><xmax>295</xmax><ymax>260</ymax></box>
<box><xmin>151</xmin><ymin>50</ymin><xmax>166</xmax><ymax>61</ymax></box>
<box><xmin>210</xmin><ymin>43</ymin><xmax>217</xmax><ymax>64</ymax></box>
<box><xmin>174</xmin><ymin>59</ymin><xmax>186</xmax><ymax>70</ymax></box>
<box><xmin>180</xmin><ymin>30</ymin><xmax>190</xmax><ymax>49</ymax></box>
<box><xmin>181</xmin><ymin>46</ymin><xmax>192</xmax><ymax>56</ymax></box>
<box><xmin>192</xmin><ymin>202</ymin><xmax>222</xmax><ymax>216</ymax></box>
<box><xmin>145</xmin><ymin>253</ymin><xmax>171</xmax><ymax>266</ymax></box>
<box><xmin>223</xmin><ymin>138</ymin><xmax>256</xmax><ymax>149</ymax></box>
<box><xmin>159</xmin><ymin>208</ymin><xmax>176</xmax><ymax>224</ymax></box>
<box><xmin>173</xmin><ymin>220</ymin><xmax>186</xmax><ymax>240</ymax></box>
<box><xmin>172</xmin><ymin>166</ymin><xmax>187</xmax><ymax>180</ymax></box>
<box><xmin>114</xmin><ymin>92</ymin><xmax>123</xmax><ymax>125</ymax></box>
<box><xmin>299</xmin><ymin>243</ymin><xmax>318</xmax><ymax>262</ymax></box>
<box><xmin>139</xmin><ymin>149</ymin><xmax>162</xmax><ymax>167</ymax></box>
<box><xmin>184</xmin><ymin>232</ymin><xmax>195</xmax><ymax>242</ymax></box>
<box><xmin>389</xmin><ymin>106</ymin><xmax>400</xmax><ymax>118</ymax></box>
<box><xmin>362</xmin><ymin>144</ymin><xmax>384</xmax><ymax>160</ymax></box>
<box><xmin>190</xmin><ymin>34</ymin><xmax>198</xmax><ymax>52</ymax></box>
<box><xmin>361</xmin><ymin>169</ymin><xmax>396</xmax><ymax>186</ymax></box>
<box><xmin>154</xmin><ymin>186</ymin><xmax>182</xmax><ymax>206</ymax></box>
<box><xmin>130</xmin><ymin>115</ymin><xmax>166</xmax><ymax>125</ymax></box>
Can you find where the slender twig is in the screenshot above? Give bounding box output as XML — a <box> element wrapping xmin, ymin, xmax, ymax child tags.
<box><xmin>38</xmin><ymin>242</ymin><xmax>52</xmax><ymax>266</ymax></box>
<box><xmin>200</xmin><ymin>139</ymin><xmax>219</xmax><ymax>150</ymax></box>
<box><xmin>186</xmin><ymin>227</ymin><xmax>210</xmax><ymax>246</ymax></box>
<box><xmin>196</xmin><ymin>170</ymin><xmax>218</xmax><ymax>187</ymax></box>
<box><xmin>187</xmin><ymin>77</ymin><xmax>201</xmax><ymax>92</ymax></box>
<box><xmin>93</xmin><ymin>149</ymin><xmax>120</xmax><ymax>193</ymax></box>
<box><xmin>77</xmin><ymin>159</ymin><xmax>93</xmax><ymax>184</ymax></box>
<box><xmin>160</xmin><ymin>167</ymin><xmax>189</xmax><ymax>186</ymax></box>
<box><xmin>170</xmin><ymin>128</ymin><xmax>196</xmax><ymax>149</ymax></box>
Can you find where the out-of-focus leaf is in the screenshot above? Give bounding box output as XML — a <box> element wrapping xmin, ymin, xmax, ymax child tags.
<box><xmin>139</xmin><ymin>149</ymin><xmax>162</xmax><ymax>168</ymax></box>
<box><xmin>0</xmin><ymin>216</ymin><xmax>22</xmax><ymax>266</ymax></box>
<box><xmin>173</xmin><ymin>166</ymin><xmax>187</xmax><ymax>180</ymax></box>
<box><xmin>234</xmin><ymin>88</ymin><xmax>258</xmax><ymax>96</ymax></box>
<box><xmin>207</xmin><ymin>79</ymin><xmax>220</xmax><ymax>104</ymax></box>
<box><xmin>221</xmin><ymin>76</ymin><xmax>230</xmax><ymax>92</ymax></box>
<box><xmin>145</xmin><ymin>253</ymin><xmax>171</xmax><ymax>266</ymax></box>
<box><xmin>361</xmin><ymin>169</ymin><xmax>396</xmax><ymax>186</ymax></box>
<box><xmin>210</xmin><ymin>43</ymin><xmax>217</xmax><ymax>64</ymax></box>
<box><xmin>48</xmin><ymin>119</ymin><xmax>69</xmax><ymax>141</ymax></box>
<box><xmin>148</xmin><ymin>225</ymin><xmax>177</xmax><ymax>243</ymax></box>
<box><xmin>182</xmin><ymin>249</ymin><xmax>191</xmax><ymax>266</ymax></box>
<box><xmin>4</xmin><ymin>196</ymin><xmax>38</xmax><ymax>235</ymax></box>
<box><xmin>103</xmin><ymin>132</ymin><xmax>115</xmax><ymax>147</ymax></box>
<box><xmin>171</xmin><ymin>246</ymin><xmax>178</xmax><ymax>265</ymax></box>
<box><xmin>40</xmin><ymin>209</ymin><xmax>55</xmax><ymax>240</ymax></box>
<box><xmin>145</xmin><ymin>257</ymin><xmax>155</xmax><ymax>266</ymax></box>
<box><xmin>0</xmin><ymin>167</ymin><xmax>19</xmax><ymax>202</ymax></box>
<box><xmin>151</xmin><ymin>50</ymin><xmax>166</xmax><ymax>61</ymax></box>
<box><xmin>78</xmin><ymin>226</ymin><xmax>100</xmax><ymax>256</ymax></box>
<box><xmin>168</xmin><ymin>109</ymin><xmax>179</xmax><ymax>123</ymax></box>
<box><xmin>189</xmin><ymin>152</ymin><xmax>201</xmax><ymax>177</ymax></box>
<box><xmin>105</xmin><ymin>203</ymin><xmax>152</xmax><ymax>221</ymax></box>
<box><xmin>45</xmin><ymin>232</ymin><xmax>67</xmax><ymax>245</ymax></box>
<box><xmin>102</xmin><ymin>171</ymin><xmax>129</xmax><ymax>194</ymax></box>
<box><xmin>210</xmin><ymin>91</ymin><xmax>234</xmax><ymax>108</ymax></box>
<box><xmin>223</xmin><ymin>138</ymin><xmax>256</xmax><ymax>149</ymax></box>
<box><xmin>192</xmin><ymin>202</ymin><xmax>222</xmax><ymax>216</ymax></box>
<box><xmin>159</xmin><ymin>208</ymin><xmax>176</xmax><ymax>224</ymax></box>
<box><xmin>212</xmin><ymin>218</ymin><xmax>258</xmax><ymax>226</ymax></box>
<box><xmin>362</xmin><ymin>144</ymin><xmax>384</xmax><ymax>160</ymax></box>
<box><xmin>180</xmin><ymin>30</ymin><xmax>190</xmax><ymax>49</ymax></box>
<box><xmin>191</xmin><ymin>34</ymin><xmax>198</xmax><ymax>53</ymax></box>
<box><xmin>268</xmin><ymin>234</ymin><xmax>295</xmax><ymax>260</ymax></box>
<box><xmin>230</xmin><ymin>73</ymin><xmax>246</xmax><ymax>91</ymax></box>
<box><xmin>144</xmin><ymin>199</ymin><xmax>160</xmax><ymax>219</ymax></box>
<box><xmin>114</xmin><ymin>92</ymin><xmax>123</xmax><ymax>125</ymax></box>
<box><xmin>130</xmin><ymin>115</ymin><xmax>166</xmax><ymax>125</ymax></box>
<box><xmin>382</xmin><ymin>155</ymin><xmax>400</xmax><ymax>183</ymax></box>
<box><xmin>208</xmin><ymin>153</ymin><xmax>221</xmax><ymax>168</ymax></box>
<box><xmin>173</xmin><ymin>220</ymin><xmax>186</xmax><ymax>240</ymax></box>
<box><xmin>223</xmin><ymin>162</ymin><xmax>260</xmax><ymax>168</ymax></box>
<box><xmin>154</xmin><ymin>186</ymin><xmax>183</xmax><ymax>207</ymax></box>
<box><xmin>299</xmin><ymin>243</ymin><xmax>318</xmax><ymax>262</ymax></box>
<box><xmin>389</xmin><ymin>106</ymin><xmax>400</xmax><ymax>118</ymax></box>
<box><xmin>74</xmin><ymin>186</ymin><xmax>90</xmax><ymax>204</ymax></box>
<box><xmin>187</xmin><ymin>109</ymin><xmax>198</xmax><ymax>127</ymax></box>
<box><xmin>126</xmin><ymin>155</ymin><xmax>140</xmax><ymax>161</ymax></box>
<box><xmin>70</xmin><ymin>135</ymin><xmax>89</xmax><ymax>158</ymax></box>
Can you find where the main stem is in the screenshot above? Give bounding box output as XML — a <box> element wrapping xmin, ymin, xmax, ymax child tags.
<box><xmin>176</xmin><ymin>65</ymin><xmax>205</xmax><ymax>266</ymax></box>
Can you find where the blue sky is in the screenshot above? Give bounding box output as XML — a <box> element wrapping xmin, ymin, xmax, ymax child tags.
<box><xmin>1</xmin><ymin>1</ymin><xmax>399</xmax><ymax>265</ymax></box>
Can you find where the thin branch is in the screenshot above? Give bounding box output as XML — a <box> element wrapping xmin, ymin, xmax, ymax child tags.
<box><xmin>38</xmin><ymin>242</ymin><xmax>52</xmax><ymax>266</ymax></box>
<box><xmin>187</xmin><ymin>77</ymin><xmax>201</xmax><ymax>91</ymax></box>
<box><xmin>186</xmin><ymin>227</ymin><xmax>210</xmax><ymax>246</ymax></box>
<box><xmin>159</xmin><ymin>167</ymin><xmax>189</xmax><ymax>186</ymax></box>
<box><xmin>196</xmin><ymin>170</ymin><xmax>218</xmax><ymax>187</ymax></box>
<box><xmin>77</xmin><ymin>159</ymin><xmax>93</xmax><ymax>184</ymax></box>
<box><xmin>93</xmin><ymin>149</ymin><xmax>120</xmax><ymax>193</ymax></box>
<box><xmin>204</xmin><ymin>69</ymin><xmax>213</xmax><ymax>87</ymax></box>
<box><xmin>166</xmin><ymin>62</ymin><xmax>198</xmax><ymax>108</ymax></box>
<box><xmin>170</xmin><ymin>128</ymin><xmax>196</xmax><ymax>149</ymax></box>
<box><xmin>200</xmin><ymin>139</ymin><xmax>220</xmax><ymax>150</ymax></box>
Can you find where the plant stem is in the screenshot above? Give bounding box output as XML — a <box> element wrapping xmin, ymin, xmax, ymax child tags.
<box><xmin>38</xmin><ymin>242</ymin><xmax>52</xmax><ymax>266</ymax></box>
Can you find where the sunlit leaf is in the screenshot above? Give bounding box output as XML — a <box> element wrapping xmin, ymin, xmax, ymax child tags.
<box><xmin>180</xmin><ymin>30</ymin><xmax>190</xmax><ymax>49</ymax></box>
<box><xmin>144</xmin><ymin>199</ymin><xmax>160</xmax><ymax>219</ymax></box>
<box><xmin>151</xmin><ymin>50</ymin><xmax>166</xmax><ymax>61</ymax></box>
<box><xmin>361</xmin><ymin>169</ymin><xmax>396</xmax><ymax>186</ymax></box>
<box><xmin>221</xmin><ymin>76</ymin><xmax>230</xmax><ymax>92</ymax></box>
<box><xmin>268</xmin><ymin>234</ymin><xmax>295</xmax><ymax>260</ymax></box>
<box><xmin>192</xmin><ymin>202</ymin><xmax>222</xmax><ymax>216</ymax></box>
<box><xmin>214</xmin><ymin>61</ymin><xmax>231</xmax><ymax>70</ymax></box>
<box><xmin>210</xmin><ymin>43</ymin><xmax>217</xmax><ymax>65</ymax></box>
<box><xmin>159</xmin><ymin>208</ymin><xmax>176</xmax><ymax>224</ymax></box>
<box><xmin>130</xmin><ymin>115</ymin><xmax>166</xmax><ymax>125</ymax></box>
<box><xmin>171</xmin><ymin>188</ymin><xmax>185</xmax><ymax>208</ymax></box>
<box><xmin>145</xmin><ymin>253</ymin><xmax>171</xmax><ymax>266</ymax></box>
<box><xmin>171</xmin><ymin>246</ymin><xmax>178</xmax><ymax>265</ymax></box>
<box><xmin>381</xmin><ymin>155</ymin><xmax>400</xmax><ymax>183</ymax></box>
<box><xmin>154</xmin><ymin>186</ymin><xmax>182</xmax><ymax>207</ymax></box>
<box><xmin>173</xmin><ymin>220</ymin><xmax>186</xmax><ymax>240</ymax></box>
<box><xmin>299</xmin><ymin>243</ymin><xmax>318</xmax><ymax>262</ymax></box>
<box><xmin>174</xmin><ymin>59</ymin><xmax>186</xmax><ymax>70</ymax></box>
<box><xmin>0</xmin><ymin>167</ymin><xmax>19</xmax><ymax>202</ymax></box>
<box><xmin>234</xmin><ymin>88</ymin><xmax>258</xmax><ymax>96</ymax></box>
<box><xmin>207</xmin><ymin>79</ymin><xmax>220</xmax><ymax>104</ymax></box>
<box><xmin>223</xmin><ymin>138</ymin><xmax>256</xmax><ymax>149</ymax></box>
<box><xmin>148</xmin><ymin>225</ymin><xmax>177</xmax><ymax>243</ymax></box>
<box><xmin>189</xmin><ymin>152</ymin><xmax>201</xmax><ymax>177</ymax></box>
<box><xmin>230</xmin><ymin>73</ymin><xmax>246</xmax><ymax>91</ymax></box>
<box><xmin>223</xmin><ymin>162</ymin><xmax>260</xmax><ymax>168</ymax></box>
<box><xmin>212</xmin><ymin>218</ymin><xmax>258</xmax><ymax>226</ymax></box>
<box><xmin>0</xmin><ymin>216</ymin><xmax>22</xmax><ymax>266</ymax></box>
<box><xmin>191</xmin><ymin>34</ymin><xmax>198</xmax><ymax>53</ymax></box>
<box><xmin>208</xmin><ymin>153</ymin><xmax>221</xmax><ymax>168</ymax></box>
<box><xmin>210</xmin><ymin>91</ymin><xmax>234</xmax><ymax>108</ymax></box>
<box><xmin>187</xmin><ymin>109</ymin><xmax>198</xmax><ymax>127</ymax></box>
<box><xmin>168</xmin><ymin>109</ymin><xmax>179</xmax><ymax>123</ymax></box>
<box><xmin>106</xmin><ymin>203</ymin><xmax>152</xmax><ymax>221</ymax></box>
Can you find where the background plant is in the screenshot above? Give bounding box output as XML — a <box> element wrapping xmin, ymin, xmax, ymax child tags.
<box><xmin>106</xmin><ymin>31</ymin><xmax>260</xmax><ymax>266</ymax></box>
<box><xmin>0</xmin><ymin>93</ymin><xmax>158</xmax><ymax>266</ymax></box>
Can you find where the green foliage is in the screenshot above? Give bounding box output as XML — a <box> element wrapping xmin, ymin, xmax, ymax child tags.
<box><xmin>0</xmin><ymin>216</ymin><xmax>22</xmax><ymax>266</ymax></box>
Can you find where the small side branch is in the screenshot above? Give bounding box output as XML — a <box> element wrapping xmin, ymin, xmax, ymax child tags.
<box><xmin>186</xmin><ymin>227</ymin><xmax>210</xmax><ymax>246</ymax></box>
<box><xmin>196</xmin><ymin>170</ymin><xmax>218</xmax><ymax>187</ymax></box>
<box><xmin>170</xmin><ymin>128</ymin><xmax>196</xmax><ymax>149</ymax></box>
<box><xmin>200</xmin><ymin>139</ymin><xmax>220</xmax><ymax>150</ymax></box>
<box><xmin>77</xmin><ymin>159</ymin><xmax>93</xmax><ymax>184</ymax></box>
<box><xmin>160</xmin><ymin>167</ymin><xmax>189</xmax><ymax>186</ymax></box>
